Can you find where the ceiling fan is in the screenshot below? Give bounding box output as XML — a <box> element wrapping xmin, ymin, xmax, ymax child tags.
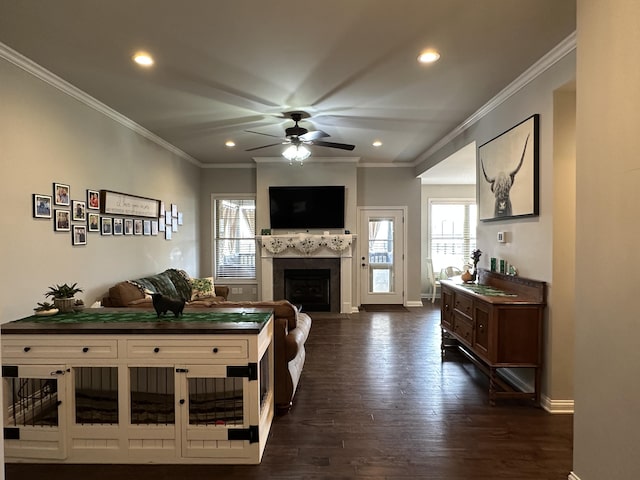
<box><xmin>245</xmin><ymin>111</ymin><xmax>356</xmax><ymax>152</ymax></box>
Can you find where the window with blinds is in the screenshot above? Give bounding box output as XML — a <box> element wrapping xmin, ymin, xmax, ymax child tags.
<box><xmin>429</xmin><ymin>200</ymin><xmax>477</xmax><ymax>276</ymax></box>
<box><xmin>214</xmin><ymin>198</ymin><xmax>256</xmax><ymax>280</ymax></box>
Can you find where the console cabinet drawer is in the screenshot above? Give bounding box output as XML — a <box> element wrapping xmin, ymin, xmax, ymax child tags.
<box><xmin>453</xmin><ymin>315</ymin><xmax>473</xmax><ymax>346</ymax></box>
<box><xmin>2</xmin><ymin>338</ymin><xmax>117</xmax><ymax>359</ymax></box>
<box><xmin>126</xmin><ymin>339</ymin><xmax>248</xmax><ymax>360</ymax></box>
<box><xmin>453</xmin><ymin>293</ymin><xmax>473</xmax><ymax>318</ymax></box>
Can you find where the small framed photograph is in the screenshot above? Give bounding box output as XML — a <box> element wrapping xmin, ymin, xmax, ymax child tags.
<box><xmin>54</xmin><ymin>183</ymin><xmax>70</xmax><ymax>206</ymax></box>
<box><xmin>143</xmin><ymin>220</ymin><xmax>151</xmax><ymax>235</ymax></box>
<box><xmin>101</xmin><ymin>217</ymin><xmax>112</xmax><ymax>235</ymax></box>
<box><xmin>159</xmin><ymin>217</ymin><xmax>166</xmax><ymax>232</ymax></box>
<box><xmin>165</xmin><ymin>211</ymin><xmax>172</xmax><ymax>225</ymax></box>
<box><xmin>72</xmin><ymin>200</ymin><xmax>86</xmax><ymax>221</ymax></box>
<box><xmin>151</xmin><ymin>220</ymin><xmax>159</xmax><ymax>236</ymax></box>
<box><xmin>171</xmin><ymin>203</ymin><xmax>178</xmax><ymax>218</ymax></box>
<box><xmin>87</xmin><ymin>189</ymin><xmax>100</xmax><ymax>210</ymax></box>
<box><xmin>124</xmin><ymin>218</ymin><xmax>134</xmax><ymax>235</ymax></box>
<box><xmin>172</xmin><ymin>221</ymin><xmax>178</xmax><ymax>232</ymax></box>
<box><xmin>88</xmin><ymin>212</ymin><xmax>100</xmax><ymax>232</ymax></box>
<box><xmin>134</xmin><ymin>219</ymin><xmax>143</xmax><ymax>235</ymax></box>
<box><xmin>55</xmin><ymin>209</ymin><xmax>70</xmax><ymax>231</ymax></box>
<box><xmin>72</xmin><ymin>225</ymin><xmax>87</xmax><ymax>246</ymax></box>
<box><xmin>178</xmin><ymin>212</ymin><xmax>183</xmax><ymax>225</ymax></box>
<box><xmin>165</xmin><ymin>227</ymin><xmax>172</xmax><ymax>240</ymax></box>
<box><xmin>160</xmin><ymin>201</ymin><xmax>165</xmax><ymax>216</ymax></box>
<box><xmin>113</xmin><ymin>218</ymin><xmax>124</xmax><ymax>235</ymax></box>
<box><xmin>33</xmin><ymin>194</ymin><xmax>52</xmax><ymax>218</ymax></box>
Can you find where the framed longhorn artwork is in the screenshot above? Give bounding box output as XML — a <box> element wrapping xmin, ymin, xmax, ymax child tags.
<box><xmin>478</xmin><ymin>114</ymin><xmax>539</xmax><ymax>221</ymax></box>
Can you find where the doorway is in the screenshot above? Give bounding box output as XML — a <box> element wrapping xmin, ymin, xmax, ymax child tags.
<box><xmin>358</xmin><ymin>208</ymin><xmax>405</xmax><ymax>305</ymax></box>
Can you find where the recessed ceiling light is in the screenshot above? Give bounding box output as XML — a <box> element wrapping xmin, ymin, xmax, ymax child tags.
<box><xmin>372</xmin><ymin>140</ymin><xmax>383</xmax><ymax>147</ymax></box>
<box><xmin>418</xmin><ymin>49</ymin><xmax>440</xmax><ymax>64</ymax></box>
<box><xmin>225</xmin><ymin>140</ymin><xmax>236</xmax><ymax>147</ymax></box>
<box><xmin>133</xmin><ymin>52</ymin><xmax>154</xmax><ymax>67</ymax></box>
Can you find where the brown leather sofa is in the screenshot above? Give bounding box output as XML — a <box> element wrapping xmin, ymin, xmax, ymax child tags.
<box><xmin>101</xmin><ymin>269</ymin><xmax>229</xmax><ymax>307</ymax></box>
<box><xmin>188</xmin><ymin>299</ymin><xmax>312</xmax><ymax>413</ymax></box>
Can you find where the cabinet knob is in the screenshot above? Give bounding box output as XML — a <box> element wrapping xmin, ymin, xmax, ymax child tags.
<box><xmin>212</xmin><ymin>347</ymin><xmax>219</xmax><ymax>353</ymax></box>
<box><xmin>82</xmin><ymin>347</ymin><xmax>89</xmax><ymax>353</ymax></box>
<box><xmin>23</xmin><ymin>346</ymin><xmax>31</xmax><ymax>353</ymax></box>
<box><xmin>479</xmin><ymin>324</ymin><xmax>484</xmax><ymax>330</ymax></box>
<box><xmin>179</xmin><ymin>399</ymin><xmax>185</xmax><ymax>405</ymax></box>
<box><xmin>153</xmin><ymin>347</ymin><xmax>160</xmax><ymax>353</ymax></box>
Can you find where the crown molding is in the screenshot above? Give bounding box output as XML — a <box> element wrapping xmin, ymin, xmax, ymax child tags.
<box><xmin>357</xmin><ymin>162</ymin><xmax>414</xmax><ymax>168</ymax></box>
<box><xmin>200</xmin><ymin>162</ymin><xmax>256</xmax><ymax>169</ymax></box>
<box><xmin>0</xmin><ymin>42</ymin><xmax>202</xmax><ymax>168</ymax></box>
<box><xmin>252</xmin><ymin>156</ymin><xmax>360</xmax><ymax>164</ymax></box>
<box><xmin>413</xmin><ymin>31</ymin><xmax>577</xmax><ymax>167</ymax></box>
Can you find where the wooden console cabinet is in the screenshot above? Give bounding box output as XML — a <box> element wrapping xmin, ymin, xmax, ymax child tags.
<box><xmin>440</xmin><ymin>269</ymin><xmax>546</xmax><ymax>405</ymax></box>
<box><xmin>1</xmin><ymin>309</ymin><xmax>274</xmax><ymax>464</ymax></box>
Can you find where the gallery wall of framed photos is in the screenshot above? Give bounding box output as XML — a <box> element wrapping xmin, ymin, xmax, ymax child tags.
<box><xmin>32</xmin><ymin>184</ymin><xmax>184</xmax><ymax>247</ymax></box>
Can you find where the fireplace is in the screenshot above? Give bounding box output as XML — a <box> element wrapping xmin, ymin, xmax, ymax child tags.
<box><xmin>285</xmin><ymin>269</ymin><xmax>330</xmax><ymax>312</ymax></box>
<box><xmin>273</xmin><ymin>258</ymin><xmax>341</xmax><ymax>312</ymax></box>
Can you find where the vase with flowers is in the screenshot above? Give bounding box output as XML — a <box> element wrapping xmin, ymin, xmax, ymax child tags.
<box><xmin>470</xmin><ymin>249</ymin><xmax>482</xmax><ymax>282</ymax></box>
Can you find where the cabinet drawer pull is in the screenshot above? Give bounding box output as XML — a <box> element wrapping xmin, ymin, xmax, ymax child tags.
<box><xmin>212</xmin><ymin>347</ymin><xmax>219</xmax><ymax>353</ymax></box>
<box><xmin>23</xmin><ymin>347</ymin><xmax>31</xmax><ymax>353</ymax></box>
<box><xmin>153</xmin><ymin>347</ymin><xmax>160</xmax><ymax>353</ymax></box>
<box><xmin>82</xmin><ymin>347</ymin><xmax>90</xmax><ymax>353</ymax></box>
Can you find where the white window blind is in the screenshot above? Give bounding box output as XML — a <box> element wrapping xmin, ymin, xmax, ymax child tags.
<box><xmin>214</xmin><ymin>198</ymin><xmax>256</xmax><ymax>280</ymax></box>
<box><xmin>429</xmin><ymin>200</ymin><xmax>477</xmax><ymax>276</ymax></box>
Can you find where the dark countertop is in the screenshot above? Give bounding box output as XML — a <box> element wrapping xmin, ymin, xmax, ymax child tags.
<box><xmin>1</xmin><ymin>308</ymin><xmax>273</xmax><ymax>335</ymax></box>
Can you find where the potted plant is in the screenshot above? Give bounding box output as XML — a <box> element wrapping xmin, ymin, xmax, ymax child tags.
<box><xmin>45</xmin><ymin>283</ymin><xmax>83</xmax><ymax>313</ymax></box>
<box><xmin>33</xmin><ymin>301</ymin><xmax>59</xmax><ymax>316</ymax></box>
<box><xmin>73</xmin><ymin>298</ymin><xmax>85</xmax><ymax>312</ymax></box>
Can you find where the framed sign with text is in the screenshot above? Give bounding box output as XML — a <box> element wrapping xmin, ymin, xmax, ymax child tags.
<box><xmin>100</xmin><ymin>190</ymin><xmax>160</xmax><ymax>218</ymax></box>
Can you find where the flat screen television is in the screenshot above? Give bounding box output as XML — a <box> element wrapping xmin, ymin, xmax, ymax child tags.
<box><xmin>269</xmin><ymin>185</ymin><xmax>345</xmax><ymax>230</ymax></box>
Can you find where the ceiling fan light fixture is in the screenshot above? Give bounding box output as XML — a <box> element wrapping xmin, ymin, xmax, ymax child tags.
<box><xmin>418</xmin><ymin>49</ymin><xmax>440</xmax><ymax>64</ymax></box>
<box><xmin>225</xmin><ymin>140</ymin><xmax>236</xmax><ymax>147</ymax></box>
<box><xmin>282</xmin><ymin>144</ymin><xmax>311</xmax><ymax>165</ymax></box>
<box><xmin>372</xmin><ymin>140</ymin><xmax>383</xmax><ymax>147</ymax></box>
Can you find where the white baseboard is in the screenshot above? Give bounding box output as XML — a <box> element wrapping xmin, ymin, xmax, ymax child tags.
<box><xmin>541</xmin><ymin>395</ymin><xmax>574</xmax><ymax>414</ymax></box>
<box><xmin>406</xmin><ymin>300</ymin><xmax>425</xmax><ymax>307</ymax></box>
<box><xmin>499</xmin><ymin>369</ymin><xmax>574</xmax><ymax>414</ymax></box>
<box><xmin>568</xmin><ymin>472</ymin><xmax>581</xmax><ymax>480</ymax></box>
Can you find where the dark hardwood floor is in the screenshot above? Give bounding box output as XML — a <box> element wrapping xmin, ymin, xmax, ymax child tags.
<box><xmin>5</xmin><ymin>303</ymin><xmax>573</xmax><ymax>480</ymax></box>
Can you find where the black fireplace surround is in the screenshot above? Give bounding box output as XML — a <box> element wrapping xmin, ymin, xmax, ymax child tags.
<box><xmin>273</xmin><ymin>258</ymin><xmax>340</xmax><ymax>312</ymax></box>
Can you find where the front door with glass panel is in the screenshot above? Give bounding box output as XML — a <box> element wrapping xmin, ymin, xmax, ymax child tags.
<box><xmin>359</xmin><ymin>209</ymin><xmax>405</xmax><ymax>305</ymax></box>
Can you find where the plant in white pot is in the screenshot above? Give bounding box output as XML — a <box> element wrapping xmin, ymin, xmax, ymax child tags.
<box><xmin>45</xmin><ymin>283</ymin><xmax>83</xmax><ymax>313</ymax></box>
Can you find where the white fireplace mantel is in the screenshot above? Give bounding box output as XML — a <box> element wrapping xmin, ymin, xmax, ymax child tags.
<box><xmin>257</xmin><ymin>234</ymin><xmax>356</xmax><ymax>313</ymax></box>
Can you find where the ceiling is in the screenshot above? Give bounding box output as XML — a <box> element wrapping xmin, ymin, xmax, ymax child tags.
<box><xmin>0</xmin><ymin>0</ymin><xmax>576</xmax><ymax>177</ymax></box>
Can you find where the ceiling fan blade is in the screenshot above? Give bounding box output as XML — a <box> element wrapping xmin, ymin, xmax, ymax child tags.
<box><xmin>312</xmin><ymin>140</ymin><xmax>356</xmax><ymax>151</ymax></box>
<box><xmin>299</xmin><ymin>130</ymin><xmax>329</xmax><ymax>142</ymax></box>
<box><xmin>245</xmin><ymin>130</ymin><xmax>283</xmax><ymax>139</ymax></box>
<box><xmin>245</xmin><ymin>142</ymin><xmax>284</xmax><ymax>152</ymax></box>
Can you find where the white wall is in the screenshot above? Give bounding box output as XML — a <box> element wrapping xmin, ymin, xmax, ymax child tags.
<box><xmin>0</xmin><ymin>55</ymin><xmax>201</xmax><ymax>323</ymax></box>
<box><xmin>573</xmin><ymin>1</ymin><xmax>640</xmax><ymax>478</ymax></box>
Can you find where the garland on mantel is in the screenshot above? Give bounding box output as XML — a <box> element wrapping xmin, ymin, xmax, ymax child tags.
<box><xmin>261</xmin><ymin>234</ymin><xmax>353</xmax><ymax>255</ymax></box>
